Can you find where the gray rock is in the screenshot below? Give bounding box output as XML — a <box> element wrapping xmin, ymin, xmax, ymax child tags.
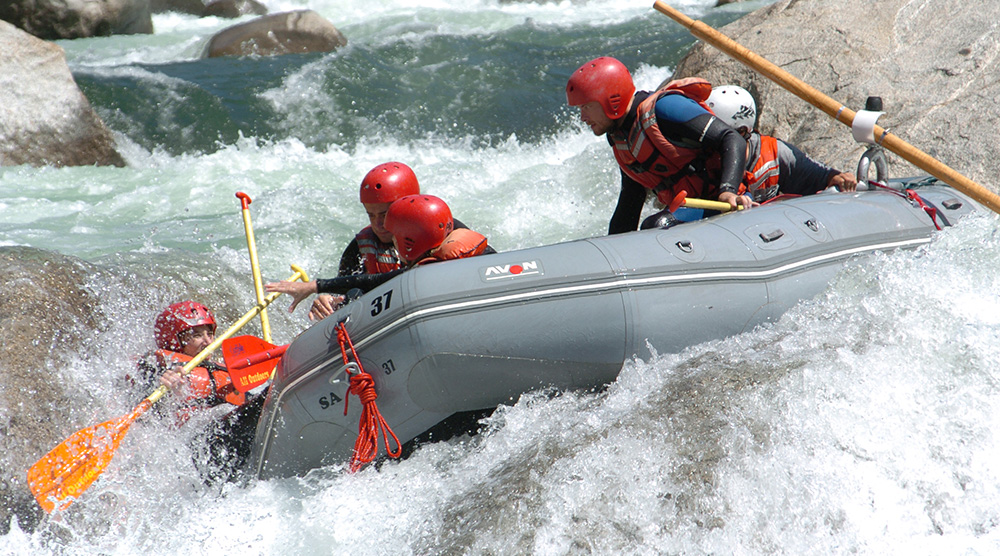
<box><xmin>203</xmin><ymin>0</ymin><xmax>268</xmax><ymax>19</ymax></box>
<box><xmin>670</xmin><ymin>0</ymin><xmax>1000</xmax><ymax>191</ymax></box>
<box><xmin>150</xmin><ymin>0</ymin><xmax>206</xmax><ymax>15</ymax></box>
<box><xmin>0</xmin><ymin>0</ymin><xmax>153</xmax><ymax>40</ymax></box>
<box><xmin>150</xmin><ymin>0</ymin><xmax>267</xmax><ymax>18</ymax></box>
<box><xmin>0</xmin><ymin>21</ymin><xmax>125</xmax><ymax>168</ymax></box>
<box><xmin>0</xmin><ymin>247</ymin><xmax>108</xmax><ymax>534</ymax></box>
<box><xmin>205</xmin><ymin>10</ymin><xmax>348</xmax><ymax>58</ymax></box>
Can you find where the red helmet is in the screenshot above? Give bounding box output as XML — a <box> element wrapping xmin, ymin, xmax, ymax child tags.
<box><xmin>384</xmin><ymin>195</ymin><xmax>454</xmax><ymax>263</ymax></box>
<box><xmin>154</xmin><ymin>301</ymin><xmax>217</xmax><ymax>352</ymax></box>
<box><xmin>566</xmin><ymin>56</ymin><xmax>635</xmax><ymax>119</ymax></box>
<box><xmin>359</xmin><ymin>161</ymin><xmax>420</xmax><ymax>204</ymax></box>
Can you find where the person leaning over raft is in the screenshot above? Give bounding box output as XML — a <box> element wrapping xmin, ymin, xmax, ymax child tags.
<box><xmin>706</xmin><ymin>85</ymin><xmax>858</xmax><ymax>202</ymax></box>
<box><xmin>266</xmin><ymin>194</ymin><xmax>494</xmax><ymax>310</ymax></box>
<box><xmin>304</xmin><ymin>161</ymin><xmax>473</xmax><ymax>321</ymax></box>
<box><xmin>565</xmin><ymin>56</ymin><xmax>754</xmax><ymax>235</ymax></box>
<box><xmin>131</xmin><ymin>301</ymin><xmax>264</xmax><ymax>482</ymax></box>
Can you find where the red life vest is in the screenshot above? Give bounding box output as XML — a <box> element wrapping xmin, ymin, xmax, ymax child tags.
<box><xmin>356</xmin><ymin>226</ymin><xmax>404</xmax><ymax>274</ymax></box>
<box><xmin>742</xmin><ymin>134</ymin><xmax>781</xmax><ymax>202</ymax></box>
<box><xmin>609</xmin><ymin>77</ymin><xmax>722</xmax><ymax>205</ymax></box>
<box><xmin>155</xmin><ymin>350</ymin><xmax>245</xmax><ymax>408</ymax></box>
<box><xmin>416</xmin><ymin>229</ymin><xmax>489</xmax><ymax>266</ymax></box>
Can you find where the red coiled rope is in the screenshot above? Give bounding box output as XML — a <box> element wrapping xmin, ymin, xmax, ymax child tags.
<box><xmin>335</xmin><ymin>322</ymin><xmax>401</xmax><ymax>472</ymax></box>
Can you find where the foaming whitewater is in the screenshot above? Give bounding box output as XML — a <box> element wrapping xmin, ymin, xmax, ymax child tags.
<box><xmin>7</xmin><ymin>214</ymin><xmax>1000</xmax><ymax>554</ymax></box>
<box><xmin>6</xmin><ymin>0</ymin><xmax>1000</xmax><ymax>553</ymax></box>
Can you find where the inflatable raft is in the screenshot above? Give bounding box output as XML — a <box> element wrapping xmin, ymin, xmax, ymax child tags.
<box><xmin>249</xmin><ymin>177</ymin><xmax>979</xmax><ymax>479</ymax></box>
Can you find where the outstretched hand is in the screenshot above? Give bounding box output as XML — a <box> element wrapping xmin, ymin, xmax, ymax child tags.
<box><xmin>265</xmin><ymin>280</ymin><xmax>318</xmax><ymax>313</ymax></box>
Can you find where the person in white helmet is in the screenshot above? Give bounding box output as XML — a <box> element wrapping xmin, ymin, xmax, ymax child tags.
<box><xmin>706</xmin><ymin>85</ymin><xmax>857</xmax><ymax>202</ymax></box>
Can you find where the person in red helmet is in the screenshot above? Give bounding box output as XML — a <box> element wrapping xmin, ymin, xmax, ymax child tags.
<box><xmin>131</xmin><ymin>300</ymin><xmax>265</xmax><ymax>483</ymax></box>
<box><xmin>266</xmin><ymin>194</ymin><xmax>494</xmax><ymax>310</ymax></box>
<box><xmin>384</xmin><ymin>194</ymin><xmax>491</xmax><ymax>266</ymax></box>
<box><xmin>133</xmin><ymin>301</ymin><xmax>244</xmax><ymax>416</ymax></box>
<box><xmin>566</xmin><ymin>56</ymin><xmax>754</xmax><ymax>234</ymax></box>
<box><xmin>267</xmin><ymin>162</ymin><xmax>480</xmax><ymax>317</ymax></box>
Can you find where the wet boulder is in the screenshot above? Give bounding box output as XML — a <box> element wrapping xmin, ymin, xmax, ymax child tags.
<box><xmin>0</xmin><ymin>0</ymin><xmax>152</xmax><ymax>40</ymax></box>
<box><xmin>672</xmin><ymin>0</ymin><xmax>1000</xmax><ymax>191</ymax></box>
<box><xmin>150</xmin><ymin>0</ymin><xmax>206</xmax><ymax>15</ymax></box>
<box><xmin>205</xmin><ymin>9</ymin><xmax>347</xmax><ymax>58</ymax></box>
<box><xmin>0</xmin><ymin>21</ymin><xmax>125</xmax><ymax>168</ymax></box>
<box><xmin>203</xmin><ymin>0</ymin><xmax>268</xmax><ymax>18</ymax></box>
<box><xmin>151</xmin><ymin>0</ymin><xmax>267</xmax><ymax>18</ymax></box>
<box><xmin>0</xmin><ymin>248</ymin><xmax>107</xmax><ymax>534</ymax></box>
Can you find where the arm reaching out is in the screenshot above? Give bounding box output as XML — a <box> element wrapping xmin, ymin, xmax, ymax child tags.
<box><xmin>264</xmin><ymin>280</ymin><xmax>318</xmax><ymax>313</ymax></box>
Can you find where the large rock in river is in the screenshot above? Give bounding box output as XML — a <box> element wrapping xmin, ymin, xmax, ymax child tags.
<box><xmin>205</xmin><ymin>10</ymin><xmax>347</xmax><ymax>58</ymax></box>
<box><xmin>0</xmin><ymin>0</ymin><xmax>152</xmax><ymax>40</ymax></box>
<box><xmin>671</xmin><ymin>0</ymin><xmax>1000</xmax><ymax>191</ymax></box>
<box><xmin>0</xmin><ymin>21</ymin><xmax>125</xmax><ymax>168</ymax></box>
<box><xmin>0</xmin><ymin>248</ymin><xmax>108</xmax><ymax>534</ymax></box>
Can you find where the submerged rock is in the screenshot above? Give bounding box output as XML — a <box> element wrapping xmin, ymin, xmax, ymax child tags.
<box><xmin>671</xmin><ymin>0</ymin><xmax>1000</xmax><ymax>191</ymax></box>
<box><xmin>205</xmin><ymin>10</ymin><xmax>347</xmax><ymax>58</ymax></box>
<box><xmin>0</xmin><ymin>21</ymin><xmax>125</xmax><ymax>168</ymax></box>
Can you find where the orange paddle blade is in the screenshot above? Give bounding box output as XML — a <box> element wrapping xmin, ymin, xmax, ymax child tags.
<box><xmin>222</xmin><ymin>335</ymin><xmax>287</xmax><ymax>392</ymax></box>
<box><xmin>27</xmin><ymin>400</ymin><xmax>151</xmax><ymax>513</ymax></box>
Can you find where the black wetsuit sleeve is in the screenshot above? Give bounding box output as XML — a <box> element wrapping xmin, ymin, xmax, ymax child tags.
<box><xmin>608</xmin><ymin>171</ymin><xmax>648</xmax><ymax>234</ymax></box>
<box><xmin>660</xmin><ymin>112</ymin><xmax>746</xmax><ymax>195</ymax></box>
<box><xmin>316</xmin><ymin>269</ymin><xmax>406</xmax><ymax>294</ymax></box>
<box><xmin>452</xmin><ymin>218</ymin><xmax>468</xmax><ymax>230</ymax></box>
<box><xmin>337</xmin><ymin>238</ymin><xmax>364</xmax><ymax>277</ymax></box>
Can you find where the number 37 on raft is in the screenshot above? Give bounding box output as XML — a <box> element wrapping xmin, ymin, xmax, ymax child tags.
<box><xmin>650</xmin><ymin>0</ymin><xmax>1000</xmax><ymax>216</ymax></box>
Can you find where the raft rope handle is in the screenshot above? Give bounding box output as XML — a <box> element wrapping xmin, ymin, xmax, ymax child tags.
<box><xmin>868</xmin><ymin>182</ymin><xmax>942</xmax><ymax>231</ymax></box>
<box><xmin>334</xmin><ymin>322</ymin><xmax>402</xmax><ymax>473</ymax></box>
<box><xmin>904</xmin><ymin>189</ymin><xmax>942</xmax><ymax>231</ymax></box>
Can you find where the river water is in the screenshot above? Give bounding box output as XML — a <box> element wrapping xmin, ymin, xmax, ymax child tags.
<box><xmin>3</xmin><ymin>0</ymin><xmax>1000</xmax><ymax>553</ymax></box>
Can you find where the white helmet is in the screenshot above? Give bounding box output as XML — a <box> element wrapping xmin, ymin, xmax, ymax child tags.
<box><xmin>707</xmin><ymin>85</ymin><xmax>757</xmax><ymax>135</ymax></box>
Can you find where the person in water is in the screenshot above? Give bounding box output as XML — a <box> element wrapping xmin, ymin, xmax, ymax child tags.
<box><xmin>706</xmin><ymin>85</ymin><xmax>857</xmax><ymax>202</ymax></box>
<box><xmin>565</xmin><ymin>56</ymin><xmax>755</xmax><ymax>235</ymax></box>
<box><xmin>266</xmin><ymin>194</ymin><xmax>494</xmax><ymax>309</ymax></box>
<box><xmin>132</xmin><ymin>301</ymin><xmax>262</xmax><ymax>482</ymax></box>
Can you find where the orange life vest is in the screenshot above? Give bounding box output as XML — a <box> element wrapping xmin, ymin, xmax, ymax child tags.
<box><xmin>609</xmin><ymin>77</ymin><xmax>722</xmax><ymax>204</ymax></box>
<box><xmin>356</xmin><ymin>226</ymin><xmax>404</xmax><ymax>274</ymax></box>
<box><xmin>155</xmin><ymin>350</ymin><xmax>246</xmax><ymax>408</ymax></box>
<box><xmin>741</xmin><ymin>134</ymin><xmax>781</xmax><ymax>202</ymax></box>
<box><xmin>416</xmin><ymin>229</ymin><xmax>489</xmax><ymax>266</ymax></box>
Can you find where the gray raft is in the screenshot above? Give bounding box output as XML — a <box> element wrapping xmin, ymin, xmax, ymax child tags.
<box><xmin>250</xmin><ymin>178</ymin><xmax>979</xmax><ymax>479</ymax></box>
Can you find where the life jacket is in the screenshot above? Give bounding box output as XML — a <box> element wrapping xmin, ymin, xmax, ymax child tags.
<box><xmin>609</xmin><ymin>77</ymin><xmax>723</xmax><ymax>205</ymax></box>
<box><xmin>356</xmin><ymin>226</ymin><xmax>404</xmax><ymax>274</ymax></box>
<box><xmin>416</xmin><ymin>229</ymin><xmax>489</xmax><ymax>266</ymax></box>
<box><xmin>154</xmin><ymin>350</ymin><xmax>246</xmax><ymax>408</ymax></box>
<box><xmin>741</xmin><ymin>133</ymin><xmax>781</xmax><ymax>202</ymax></box>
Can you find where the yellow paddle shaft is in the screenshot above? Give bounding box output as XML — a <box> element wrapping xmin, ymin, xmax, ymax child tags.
<box><xmin>682</xmin><ymin>197</ymin><xmax>741</xmax><ymax>212</ymax></box>
<box><xmin>237</xmin><ymin>193</ymin><xmax>272</xmax><ymax>343</ymax></box>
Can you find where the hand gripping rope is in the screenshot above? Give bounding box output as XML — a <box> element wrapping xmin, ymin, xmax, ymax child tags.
<box><xmin>335</xmin><ymin>322</ymin><xmax>402</xmax><ymax>472</ymax></box>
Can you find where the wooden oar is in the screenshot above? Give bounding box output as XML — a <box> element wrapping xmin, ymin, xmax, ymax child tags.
<box><xmin>652</xmin><ymin>0</ymin><xmax>1000</xmax><ymax>215</ymax></box>
<box><xmin>221</xmin><ymin>335</ymin><xmax>289</xmax><ymax>392</ymax></box>
<box><xmin>26</xmin><ymin>265</ymin><xmax>308</xmax><ymax>514</ymax></box>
